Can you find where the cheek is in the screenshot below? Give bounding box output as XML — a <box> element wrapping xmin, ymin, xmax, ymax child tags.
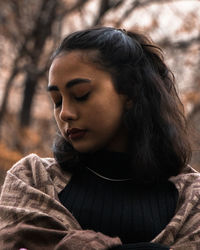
<box><xmin>54</xmin><ymin>110</ymin><xmax>59</xmax><ymax>124</ymax></box>
<box><xmin>89</xmin><ymin>98</ymin><xmax>125</xmax><ymax>129</ymax></box>
<box><xmin>54</xmin><ymin>110</ymin><xmax>63</xmax><ymax>131</ymax></box>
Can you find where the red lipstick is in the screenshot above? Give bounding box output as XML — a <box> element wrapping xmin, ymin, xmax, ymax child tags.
<box><xmin>67</xmin><ymin>128</ymin><xmax>86</xmax><ymax>140</ymax></box>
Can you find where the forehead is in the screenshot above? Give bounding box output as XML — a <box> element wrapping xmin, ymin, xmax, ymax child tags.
<box><xmin>49</xmin><ymin>50</ymin><xmax>109</xmax><ymax>81</ymax></box>
<box><xmin>50</xmin><ymin>51</ymin><xmax>83</xmax><ymax>70</ymax></box>
<box><xmin>49</xmin><ymin>50</ymin><xmax>113</xmax><ymax>87</ymax></box>
<box><xmin>50</xmin><ymin>50</ymin><xmax>99</xmax><ymax>70</ymax></box>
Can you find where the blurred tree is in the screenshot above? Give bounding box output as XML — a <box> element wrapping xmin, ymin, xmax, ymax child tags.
<box><xmin>0</xmin><ymin>0</ymin><xmax>199</xmax><ymax>172</ymax></box>
<box><xmin>0</xmin><ymin>0</ymin><xmax>88</xmax><ymax>127</ymax></box>
<box><xmin>19</xmin><ymin>0</ymin><xmax>58</xmax><ymax>126</ymax></box>
<box><xmin>1</xmin><ymin>0</ymin><xmax>199</xmax><ymax>126</ymax></box>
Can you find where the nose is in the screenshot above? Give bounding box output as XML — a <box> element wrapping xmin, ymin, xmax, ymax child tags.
<box><xmin>59</xmin><ymin>101</ymin><xmax>78</xmax><ymax>122</ymax></box>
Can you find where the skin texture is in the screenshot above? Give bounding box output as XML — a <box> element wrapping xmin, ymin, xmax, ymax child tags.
<box><xmin>48</xmin><ymin>50</ymin><xmax>129</xmax><ymax>153</ymax></box>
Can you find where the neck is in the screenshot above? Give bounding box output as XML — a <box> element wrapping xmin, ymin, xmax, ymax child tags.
<box><xmin>80</xmin><ymin>149</ymin><xmax>132</xmax><ymax>180</ymax></box>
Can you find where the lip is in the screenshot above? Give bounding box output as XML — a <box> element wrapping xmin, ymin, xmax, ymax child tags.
<box><xmin>66</xmin><ymin>128</ymin><xmax>87</xmax><ymax>140</ymax></box>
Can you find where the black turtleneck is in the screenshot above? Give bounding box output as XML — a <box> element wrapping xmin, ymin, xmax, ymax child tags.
<box><xmin>58</xmin><ymin>150</ymin><xmax>178</xmax><ymax>249</ymax></box>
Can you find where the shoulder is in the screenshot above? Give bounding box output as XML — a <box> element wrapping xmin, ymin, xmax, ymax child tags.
<box><xmin>9</xmin><ymin>153</ymin><xmax>56</xmax><ymax>170</ymax></box>
<box><xmin>8</xmin><ymin>153</ymin><xmax>57</xmax><ymax>183</ymax></box>
<box><xmin>169</xmin><ymin>165</ymin><xmax>200</xmax><ymax>219</ymax></box>
<box><xmin>170</xmin><ymin>165</ymin><xmax>200</xmax><ymax>196</ymax></box>
<box><xmin>152</xmin><ymin>166</ymin><xmax>200</xmax><ymax>245</ymax></box>
<box><xmin>6</xmin><ymin>153</ymin><xmax>71</xmax><ymax>193</ymax></box>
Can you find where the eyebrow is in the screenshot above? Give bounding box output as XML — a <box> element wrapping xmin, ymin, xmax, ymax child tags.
<box><xmin>47</xmin><ymin>78</ymin><xmax>91</xmax><ymax>91</ymax></box>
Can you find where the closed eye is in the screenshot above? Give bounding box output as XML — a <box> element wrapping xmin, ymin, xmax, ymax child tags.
<box><xmin>54</xmin><ymin>92</ymin><xmax>90</xmax><ymax>108</ymax></box>
<box><xmin>75</xmin><ymin>92</ymin><xmax>90</xmax><ymax>102</ymax></box>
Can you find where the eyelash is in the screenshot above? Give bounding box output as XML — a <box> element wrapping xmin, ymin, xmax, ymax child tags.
<box><xmin>54</xmin><ymin>93</ymin><xmax>90</xmax><ymax>108</ymax></box>
<box><xmin>75</xmin><ymin>92</ymin><xmax>90</xmax><ymax>102</ymax></box>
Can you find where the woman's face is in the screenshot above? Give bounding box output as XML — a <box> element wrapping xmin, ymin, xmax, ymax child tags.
<box><xmin>48</xmin><ymin>50</ymin><xmax>129</xmax><ymax>153</ymax></box>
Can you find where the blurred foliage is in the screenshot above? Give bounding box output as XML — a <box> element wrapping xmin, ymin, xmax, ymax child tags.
<box><xmin>0</xmin><ymin>0</ymin><xmax>200</xmax><ymax>186</ymax></box>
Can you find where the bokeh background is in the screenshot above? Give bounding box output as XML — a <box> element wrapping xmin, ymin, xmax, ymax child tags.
<box><xmin>0</xmin><ymin>0</ymin><xmax>200</xmax><ymax>186</ymax></box>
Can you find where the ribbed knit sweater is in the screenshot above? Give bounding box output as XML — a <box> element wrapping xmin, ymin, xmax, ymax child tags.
<box><xmin>59</xmin><ymin>151</ymin><xmax>178</xmax><ymax>249</ymax></box>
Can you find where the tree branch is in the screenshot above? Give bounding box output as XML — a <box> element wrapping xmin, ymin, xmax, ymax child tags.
<box><xmin>158</xmin><ymin>35</ymin><xmax>200</xmax><ymax>50</ymax></box>
<box><xmin>93</xmin><ymin>0</ymin><xmax>124</xmax><ymax>26</ymax></box>
<box><xmin>56</xmin><ymin>0</ymin><xmax>89</xmax><ymax>21</ymax></box>
<box><xmin>115</xmin><ymin>0</ymin><xmax>193</xmax><ymax>27</ymax></box>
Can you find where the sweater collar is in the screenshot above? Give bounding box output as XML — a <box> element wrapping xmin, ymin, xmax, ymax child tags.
<box><xmin>79</xmin><ymin>150</ymin><xmax>132</xmax><ymax>179</ymax></box>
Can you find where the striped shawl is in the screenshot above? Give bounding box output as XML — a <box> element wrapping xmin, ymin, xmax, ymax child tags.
<box><xmin>0</xmin><ymin>154</ymin><xmax>200</xmax><ymax>250</ymax></box>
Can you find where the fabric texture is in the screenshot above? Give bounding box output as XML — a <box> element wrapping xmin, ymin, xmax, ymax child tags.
<box><xmin>0</xmin><ymin>154</ymin><xmax>200</xmax><ymax>250</ymax></box>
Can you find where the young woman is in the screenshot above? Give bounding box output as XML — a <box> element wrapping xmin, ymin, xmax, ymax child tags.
<box><xmin>0</xmin><ymin>27</ymin><xmax>200</xmax><ymax>250</ymax></box>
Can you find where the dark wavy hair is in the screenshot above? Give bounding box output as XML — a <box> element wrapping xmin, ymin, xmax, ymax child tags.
<box><xmin>51</xmin><ymin>26</ymin><xmax>191</xmax><ymax>183</ymax></box>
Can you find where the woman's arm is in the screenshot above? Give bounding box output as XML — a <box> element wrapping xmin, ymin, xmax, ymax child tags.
<box><xmin>0</xmin><ymin>219</ymin><xmax>121</xmax><ymax>250</ymax></box>
<box><xmin>0</xmin><ymin>154</ymin><xmax>121</xmax><ymax>250</ymax></box>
